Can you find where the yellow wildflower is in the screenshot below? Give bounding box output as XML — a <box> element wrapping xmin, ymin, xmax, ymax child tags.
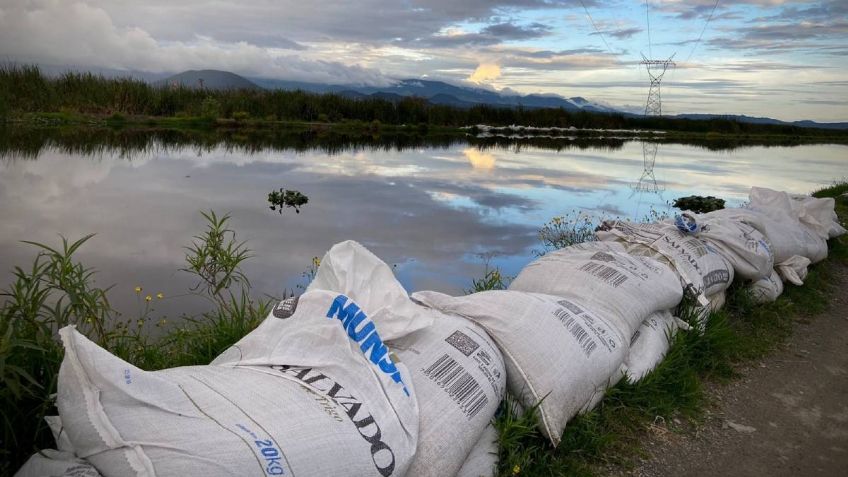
<box><xmin>156</xmin><ymin>292</ymin><xmax>164</xmax><ymax>299</ymax></box>
<box><xmin>145</xmin><ymin>295</ymin><xmax>152</xmax><ymax>302</ymax></box>
<box><xmin>512</xmin><ymin>465</ymin><xmax>520</xmax><ymax>475</ymax></box>
<box><xmin>134</xmin><ymin>286</ymin><xmax>142</xmax><ymax>293</ymax></box>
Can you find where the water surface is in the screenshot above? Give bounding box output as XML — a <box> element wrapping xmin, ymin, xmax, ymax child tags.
<box><xmin>1</xmin><ymin>129</ymin><xmax>844</xmax><ymax>319</ymax></box>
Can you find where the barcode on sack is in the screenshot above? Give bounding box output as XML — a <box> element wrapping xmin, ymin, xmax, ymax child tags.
<box><xmin>445</xmin><ymin>330</ymin><xmax>480</xmax><ymax>356</ymax></box>
<box><xmin>553</xmin><ymin>308</ymin><xmax>598</xmax><ymax>357</ymax></box>
<box><xmin>579</xmin><ymin>262</ymin><xmax>628</xmax><ymax>287</ymax></box>
<box><xmin>566</xmin><ymin>315</ymin><xmax>597</xmax><ymax>357</ymax></box>
<box><xmin>681</xmin><ymin>238</ymin><xmax>708</xmax><ymax>258</ymax></box>
<box><xmin>557</xmin><ymin>299</ymin><xmax>585</xmax><ymax>316</ymax></box>
<box><xmin>423</xmin><ymin>354</ymin><xmax>488</xmax><ymax>419</ymax></box>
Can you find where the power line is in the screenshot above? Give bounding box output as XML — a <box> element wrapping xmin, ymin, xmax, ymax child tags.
<box><xmin>684</xmin><ymin>0</ymin><xmax>720</xmax><ymax>64</ymax></box>
<box><xmin>577</xmin><ymin>0</ymin><xmax>615</xmax><ymax>56</ymax></box>
<box><xmin>645</xmin><ymin>0</ymin><xmax>652</xmax><ymax>58</ymax></box>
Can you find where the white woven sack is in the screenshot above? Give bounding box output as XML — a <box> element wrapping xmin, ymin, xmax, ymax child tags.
<box><xmin>788</xmin><ymin>194</ymin><xmax>846</xmax><ymax>239</ymax></box>
<box><xmin>754</xmin><ymin>187</ymin><xmax>845</xmax><ymax>239</ymax></box>
<box><xmin>749</xmin><ymin>269</ymin><xmax>784</xmax><ymax>304</ymax></box>
<box><xmin>508</xmin><ymin>243</ymin><xmax>684</xmax><ymax>339</ymax></box>
<box><xmin>776</xmin><ymin>255</ymin><xmax>811</xmax><ymax>286</ymax></box>
<box><xmin>306</xmin><ymin>240</ymin><xmax>505</xmax><ymax>477</ymax></box>
<box><xmin>15</xmin><ymin>449</ymin><xmax>101</xmax><ymax>477</ymax></box>
<box><xmin>307</xmin><ymin>240</ymin><xmax>433</xmax><ymax>339</ymax></box>
<box><xmin>695</xmin><ymin>210</ymin><xmax>775</xmax><ymax>280</ymax></box>
<box><xmin>621</xmin><ymin>311</ymin><xmax>689</xmax><ymax>383</ymax></box>
<box><xmin>741</xmin><ymin>190</ymin><xmax>829</xmax><ymax>264</ymax></box>
<box><xmin>595</xmin><ymin>220</ymin><xmax>734</xmax><ymax>299</ymax></box>
<box><xmin>412</xmin><ymin>290</ymin><xmax>629</xmax><ymax>446</ymax></box>
<box><xmin>57</xmin><ymin>289</ymin><xmax>419</xmax><ymax>477</ymax></box>
<box><xmin>456</xmin><ymin>423</ymin><xmax>499</xmax><ymax>477</ymax></box>
<box><xmin>391</xmin><ymin>312</ymin><xmax>505</xmax><ymax>477</ymax></box>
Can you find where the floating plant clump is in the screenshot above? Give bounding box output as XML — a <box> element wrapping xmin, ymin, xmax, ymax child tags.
<box><xmin>673</xmin><ymin>195</ymin><xmax>725</xmax><ymax>214</ymax></box>
<box><xmin>268</xmin><ymin>188</ymin><xmax>309</xmax><ymax>214</ymax></box>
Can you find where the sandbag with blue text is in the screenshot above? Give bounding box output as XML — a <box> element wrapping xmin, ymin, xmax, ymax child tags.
<box><xmin>307</xmin><ymin>240</ymin><xmax>506</xmax><ymax>477</ymax></box>
<box><xmin>55</xmin><ymin>289</ymin><xmax>419</xmax><ymax>477</ymax></box>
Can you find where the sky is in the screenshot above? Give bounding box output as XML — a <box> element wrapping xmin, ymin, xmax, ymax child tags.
<box><xmin>1</xmin><ymin>0</ymin><xmax>847</xmax><ymax>121</ymax></box>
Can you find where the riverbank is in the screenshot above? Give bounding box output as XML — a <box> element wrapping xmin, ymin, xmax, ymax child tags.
<box><xmin>5</xmin><ymin>112</ymin><xmax>848</xmax><ymax>146</ymax></box>
<box><xmin>2</xmin><ymin>65</ymin><xmax>847</xmax><ymax>146</ymax></box>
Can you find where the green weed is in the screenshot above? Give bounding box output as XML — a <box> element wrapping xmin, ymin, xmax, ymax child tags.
<box><xmin>0</xmin><ymin>211</ymin><xmax>274</xmax><ymax>473</ymax></box>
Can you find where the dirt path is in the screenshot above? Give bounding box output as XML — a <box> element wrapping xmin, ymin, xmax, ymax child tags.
<box><xmin>621</xmin><ymin>263</ymin><xmax>848</xmax><ymax>477</ymax></box>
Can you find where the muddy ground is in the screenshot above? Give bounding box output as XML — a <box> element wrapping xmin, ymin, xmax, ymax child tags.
<box><xmin>617</xmin><ymin>263</ymin><xmax>848</xmax><ymax>477</ymax></box>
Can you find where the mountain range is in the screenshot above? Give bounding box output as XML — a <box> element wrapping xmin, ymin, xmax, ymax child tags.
<box><xmin>152</xmin><ymin>69</ymin><xmax>847</xmax><ymax>130</ymax></box>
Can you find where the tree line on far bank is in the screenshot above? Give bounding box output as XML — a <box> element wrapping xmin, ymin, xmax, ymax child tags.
<box><xmin>0</xmin><ymin>65</ymin><xmax>842</xmax><ymax>137</ymax></box>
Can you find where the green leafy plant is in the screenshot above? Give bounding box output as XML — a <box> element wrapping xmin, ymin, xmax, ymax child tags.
<box><xmin>182</xmin><ymin>211</ymin><xmax>252</xmax><ymax>307</ymax></box>
<box><xmin>537</xmin><ymin>211</ymin><xmax>597</xmax><ymax>253</ymax></box>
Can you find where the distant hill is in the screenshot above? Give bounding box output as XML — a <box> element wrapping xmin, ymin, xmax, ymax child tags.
<box><xmin>158</xmin><ymin>70</ymin><xmax>261</xmax><ymax>90</ymax></box>
<box><xmin>673</xmin><ymin>114</ymin><xmax>848</xmax><ymax>131</ymax></box>
<box><xmin>250</xmin><ymin>77</ymin><xmax>618</xmax><ymax>113</ymax></box>
<box><xmin>152</xmin><ymin>69</ymin><xmax>846</xmax><ymax>129</ymax></box>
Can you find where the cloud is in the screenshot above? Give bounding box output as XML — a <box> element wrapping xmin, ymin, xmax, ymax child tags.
<box><xmin>468</xmin><ymin>63</ymin><xmax>502</xmax><ymax>83</ymax></box>
<box><xmin>416</xmin><ymin>21</ymin><xmax>552</xmax><ymax>48</ymax></box>
<box><xmin>0</xmin><ymin>1</ymin><xmax>390</xmax><ymax>84</ymax></box>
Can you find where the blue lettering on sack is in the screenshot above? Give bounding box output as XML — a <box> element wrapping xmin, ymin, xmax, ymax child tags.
<box><xmin>327</xmin><ymin>295</ymin><xmax>410</xmax><ymax>396</ymax></box>
<box><xmin>236</xmin><ymin>424</ymin><xmax>286</xmax><ymax>475</ymax></box>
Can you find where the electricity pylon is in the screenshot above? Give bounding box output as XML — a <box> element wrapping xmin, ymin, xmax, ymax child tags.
<box><xmin>632</xmin><ymin>141</ymin><xmax>664</xmax><ymax>194</ymax></box>
<box><xmin>641</xmin><ymin>53</ymin><xmax>675</xmax><ymax>116</ymax></box>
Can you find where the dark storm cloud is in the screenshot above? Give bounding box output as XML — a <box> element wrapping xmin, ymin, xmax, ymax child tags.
<box><xmin>413</xmin><ymin>21</ymin><xmax>552</xmax><ymax>48</ymax></box>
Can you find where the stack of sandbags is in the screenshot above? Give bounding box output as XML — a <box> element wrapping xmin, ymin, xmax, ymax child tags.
<box><xmin>49</xmin><ymin>287</ymin><xmax>422</xmax><ymax>477</ymax></box>
<box><xmin>308</xmin><ymin>241</ymin><xmax>506</xmax><ymax>477</ymax></box>
<box><xmin>413</xmin><ymin>242</ymin><xmax>682</xmax><ymax>445</ymax></box>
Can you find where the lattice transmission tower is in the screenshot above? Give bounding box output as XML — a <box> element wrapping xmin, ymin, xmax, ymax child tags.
<box><xmin>632</xmin><ymin>141</ymin><xmax>664</xmax><ymax>194</ymax></box>
<box><xmin>641</xmin><ymin>53</ymin><xmax>675</xmax><ymax>116</ymax></box>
